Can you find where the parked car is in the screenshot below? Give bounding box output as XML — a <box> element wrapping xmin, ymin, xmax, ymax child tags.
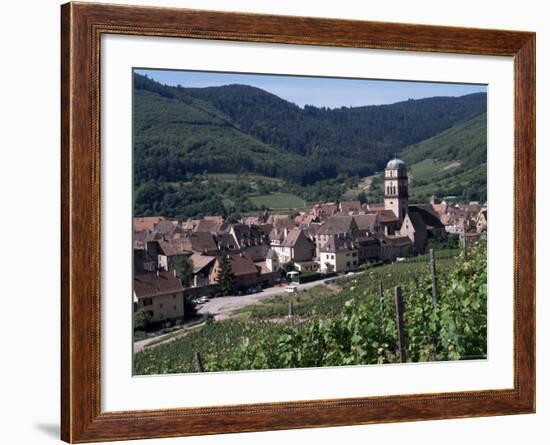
<box><xmin>284</xmin><ymin>284</ymin><xmax>298</xmax><ymax>294</ymax></box>
<box><xmin>199</xmin><ymin>295</ymin><xmax>209</xmax><ymax>303</ymax></box>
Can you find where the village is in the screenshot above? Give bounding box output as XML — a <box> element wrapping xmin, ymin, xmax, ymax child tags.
<box><xmin>133</xmin><ymin>158</ymin><xmax>487</xmax><ymax>328</ymax></box>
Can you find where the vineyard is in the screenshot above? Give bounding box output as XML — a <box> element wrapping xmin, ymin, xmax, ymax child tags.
<box><xmin>133</xmin><ymin>244</ymin><xmax>486</xmax><ymax>375</ymax></box>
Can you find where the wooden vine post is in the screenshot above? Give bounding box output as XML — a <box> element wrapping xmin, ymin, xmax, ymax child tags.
<box><xmin>288</xmin><ymin>300</ymin><xmax>294</xmax><ymax>325</ymax></box>
<box><xmin>194</xmin><ymin>351</ymin><xmax>204</xmax><ymax>372</ymax></box>
<box><xmin>394</xmin><ymin>286</ymin><xmax>407</xmax><ymax>363</ymax></box>
<box><xmin>429</xmin><ymin>248</ymin><xmax>439</xmax><ymax>305</ymax></box>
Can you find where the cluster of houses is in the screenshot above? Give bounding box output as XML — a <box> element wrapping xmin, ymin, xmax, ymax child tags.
<box><xmin>133</xmin><ymin>158</ymin><xmax>487</xmax><ymax>324</ymax></box>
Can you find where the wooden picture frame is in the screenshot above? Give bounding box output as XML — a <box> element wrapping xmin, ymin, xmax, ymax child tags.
<box><xmin>61</xmin><ymin>2</ymin><xmax>536</xmax><ymax>442</ymax></box>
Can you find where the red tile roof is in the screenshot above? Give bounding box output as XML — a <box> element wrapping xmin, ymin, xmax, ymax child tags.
<box><xmin>134</xmin><ymin>216</ymin><xmax>165</xmax><ymax>232</ymax></box>
<box><xmin>134</xmin><ymin>271</ymin><xmax>184</xmax><ymax>299</ymax></box>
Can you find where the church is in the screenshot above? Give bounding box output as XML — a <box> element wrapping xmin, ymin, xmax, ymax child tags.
<box><xmin>379</xmin><ymin>157</ymin><xmax>446</xmax><ymax>253</ymax></box>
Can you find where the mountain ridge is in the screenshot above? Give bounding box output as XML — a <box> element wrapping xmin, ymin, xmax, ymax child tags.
<box><xmin>133</xmin><ymin>72</ymin><xmax>487</xmax><ymax>217</ymax></box>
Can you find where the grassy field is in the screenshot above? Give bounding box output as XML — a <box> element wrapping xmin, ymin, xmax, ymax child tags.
<box><xmin>248</xmin><ymin>192</ymin><xmax>306</xmax><ymax>209</ymax></box>
<box><xmin>206</xmin><ymin>173</ymin><xmax>284</xmax><ymax>185</ymax></box>
<box><xmin>409</xmin><ymin>159</ymin><xmax>460</xmax><ymax>182</ymax></box>
<box><xmin>409</xmin><ymin>163</ymin><xmax>486</xmax><ymax>200</ymax></box>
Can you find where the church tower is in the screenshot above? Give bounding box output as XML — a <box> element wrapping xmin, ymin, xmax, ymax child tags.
<box><xmin>384</xmin><ymin>158</ymin><xmax>409</xmax><ymax>222</ymax></box>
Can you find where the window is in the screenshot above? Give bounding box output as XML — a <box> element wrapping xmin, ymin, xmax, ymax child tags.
<box><xmin>159</xmin><ymin>303</ymin><xmax>163</xmax><ymax>309</ymax></box>
<box><xmin>346</xmin><ymin>262</ymin><xmax>350</xmax><ymax>267</ymax></box>
<box><xmin>172</xmin><ymin>294</ymin><xmax>176</xmax><ymax>299</ymax></box>
<box><xmin>173</xmin><ymin>305</ymin><xmax>177</xmax><ymax>310</ymax></box>
<box><xmin>142</xmin><ymin>298</ymin><xmax>152</xmax><ymax>306</ymax></box>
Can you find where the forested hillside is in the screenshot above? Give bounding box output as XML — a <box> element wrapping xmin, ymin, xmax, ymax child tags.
<box><xmin>366</xmin><ymin>112</ymin><xmax>488</xmax><ymax>203</ymax></box>
<box><xmin>133</xmin><ymin>72</ymin><xmax>487</xmax><ymax>217</ymax></box>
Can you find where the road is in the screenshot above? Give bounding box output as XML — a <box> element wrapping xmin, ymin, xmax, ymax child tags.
<box><xmin>133</xmin><ymin>279</ymin><xmax>331</xmax><ymax>353</ymax></box>
<box><xmin>197</xmin><ymin>279</ymin><xmax>330</xmax><ymax>320</ymax></box>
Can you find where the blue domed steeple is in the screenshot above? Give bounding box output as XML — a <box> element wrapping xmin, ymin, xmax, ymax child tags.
<box><xmin>386</xmin><ymin>158</ymin><xmax>406</xmax><ymax>170</ymax></box>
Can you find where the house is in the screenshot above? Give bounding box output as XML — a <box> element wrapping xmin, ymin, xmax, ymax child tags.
<box><xmin>204</xmin><ymin>215</ymin><xmax>224</xmax><ymax>224</ymax></box>
<box><xmin>266</xmin><ymin>215</ymin><xmax>295</xmax><ymax>230</ymax></box>
<box><xmin>189</xmin><ymin>253</ymin><xmax>216</xmax><ymax>287</ymax></box>
<box><xmin>476</xmin><ymin>210</ymin><xmax>488</xmax><ymax>233</ymax></box>
<box><xmin>241</xmin><ymin>215</ymin><xmax>266</xmax><ymax>226</ymax></box>
<box><xmin>153</xmin><ymin>219</ymin><xmax>178</xmax><ymax>238</ymax></box>
<box><xmin>294</xmin><ymin>212</ymin><xmax>315</xmax><ymax>226</ymax></box>
<box><xmin>408</xmin><ymin>205</ymin><xmax>446</xmax><ymax>239</ymax></box>
<box><xmin>193</xmin><ymin>218</ymin><xmax>222</xmax><ymax>233</ymax></box>
<box><xmin>214</xmin><ymin>232</ymin><xmax>239</xmax><ymax>252</ymax></box>
<box><xmin>373</xmin><ymin>233</ymin><xmax>413</xmax><ymax>262</ymax></box>
<box><xmin>269</xmin><ymin>227</ymin><xmax>288</xmax><ymax>247</ymax></box>
<box><xmin>386</xmin><ymin>235</ymin><xmax>415</xmax><ymax>258</ymax></box>
<box><xmin>315</xmin><ymin>216</ymin><xmax>359</xmax><ymax>257</ymax></box>
<box><xmin>294</xmin><ymin>261</ymin><xmax>320</xmax><ymax>273</ymax></box>
<box><xmin>319</xmin><ymin>235</ymin><xmax>358</xmax><ymax>273</ymax></box>
<box><xmin>265</xmin><ymin>248</ymin><xmax>280</xmax><ymax>273</ymax></box>
<box><xmin>339</xmin><ymin>200</ymin><xmax>364</xmax><ymax>215</ymax></box>
<box><xmin>274</xmin><ymin>228</ymin><xmax>315</xmax><ymax>264</ymax></box>
<box><xmin>399</xmin><ymin>211</ymin><xmax>427</xmax><ymax>253</ymax></box>
<box><xmin>133</xmin><ymin>229</ymin><xmax>154</xmax><ymax>250</ymax></box>
<box><xmin>432</xmin><ymin>202</ymin><xmax>449</xmax><ymax>221</ymax></box>
<box><xmin>178</xmin><ymin>231</ymin><xmax>218</xmax><ymax>255</ymax></box>
<box><xmin>181</xmin><ymin>218</ymin><xmax>200</xmax><ymax>231</ymax></box>
<box><xmin>133</xmin><ymin>270</ymin><xmax>185</xmax><ymax>323</ymax></box>
<box><xmin>311</xmin><ymin>203</ymin><xmax>338</xmax><ymax>220</ymax></box>
<box><xmin>134</xmin><ymin>216</ymin><xmax>165</xmax><ymax>232</ymax></box>
<box><xmin>209</xmin><ymin>253</ymin><xmax>260</xmax><ymax>291</ymax></box>
<box><xmin>133</xmin><ymin>248</ymin><xmax>157</xmax><ymax>273</ymax></box>
<box><xmin>230</xmin><ymin>224</ymin><xmax>270</xmax><ymax>261</ymax></box>
<box><xmin>366</xmin><ymin>203</ymin><xmax>385</xmax><ymax>212</ymax></box>
<box><xmin>353</xmin><ymin>213</ymin><xmax>381</xmax><ymax>234</ymax></box>
<box><xmin>355</xmin><ymin>236</ymin><xmax>380</xmax><ymax>263</ymax></box>
<box><xmin>157</xmin><ymin>239</ymin><xmax>193</xmax><ymax>271</ymax></box>
<box><xmin>371</xmin><ymin>210</ymin><xmax>400</xmax><ymax>235</ymax></box>
<box><xmin>340</xmin><ymin>200</ymin><xmax>365</xmax><ymax>215</ymax></box>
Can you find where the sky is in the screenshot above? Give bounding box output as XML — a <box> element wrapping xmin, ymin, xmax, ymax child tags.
<box><xmin>135</xmin><ymin>68</ymin><xmax>487</xmax><ymax>109</ymax></box>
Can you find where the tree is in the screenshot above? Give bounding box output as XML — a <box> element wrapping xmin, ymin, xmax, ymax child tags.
<box><xmin>281</xmin><ymin>260</ymin><xmax>297</xmax><ymax>275</ymax></box>
<box><xmin>216</xmin><ymin>254</ymin><xmax>235</xmax><ymax>296</ymax></box>
<box><xmin>173</xmin><ymin>256</ymin><xmax>194</xmax><ymax>288</ymax></box>
<box><xmin>133</xmin><ymin>309</ymin><xmax>151</xmax><ymax>332</ymax></box>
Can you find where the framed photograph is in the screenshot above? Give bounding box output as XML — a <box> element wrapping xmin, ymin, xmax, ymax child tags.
<box><xmin>61</xmin><ymin>2</ymin><xmax>535</xmax><ymax>442</ymax></box>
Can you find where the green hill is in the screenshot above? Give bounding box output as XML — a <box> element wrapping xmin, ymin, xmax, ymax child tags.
<box><xmin>402</xmin><ymin>112</ymin><xmax>487</xmax><ymax>201</ymax></box>
<box><xmin>365</xmin><ymin>113</ymin><xmax>487</xmax><ymax>203</ymax></box>
<box><xmin>133</xmin><ymin>73</ymin><xmax>487</xmax><ymax>217</ymax></box>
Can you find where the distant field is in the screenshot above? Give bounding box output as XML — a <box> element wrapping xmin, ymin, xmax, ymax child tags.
<box><xmin>207</xmin><ymin>173</ymin><xmax>284</xmax><ymax>185</ymax></box>
<box><xmin>410</xmin><ymin>158</ymin><xmax>460</xmax><ymax>182</ymax></box>
<box><xmin>410</xmin><ymin>163</ymin><xmax>486</xmax><ymax>200</ymax></box>
<box><xmin>248</xmin><ymin>193</ymin><xmax>306</xmax><ymax>209</ymax></box>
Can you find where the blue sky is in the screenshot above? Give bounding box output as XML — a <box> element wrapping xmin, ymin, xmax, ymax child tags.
<box><xmin>135</xmin><ymin>68</ymin><xmax>486</xmax><ymax>109</ymax></box>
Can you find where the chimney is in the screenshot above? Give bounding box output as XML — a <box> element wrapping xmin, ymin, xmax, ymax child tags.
<box><xmin>156</xmin><ymin>270</ymin><xmax>160</xmax><ymax>277</ymax></box>
<box><xmin>173</xmin><ymin>269</ymin><xmax>177</xmax><ymax>278</ymax></box>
